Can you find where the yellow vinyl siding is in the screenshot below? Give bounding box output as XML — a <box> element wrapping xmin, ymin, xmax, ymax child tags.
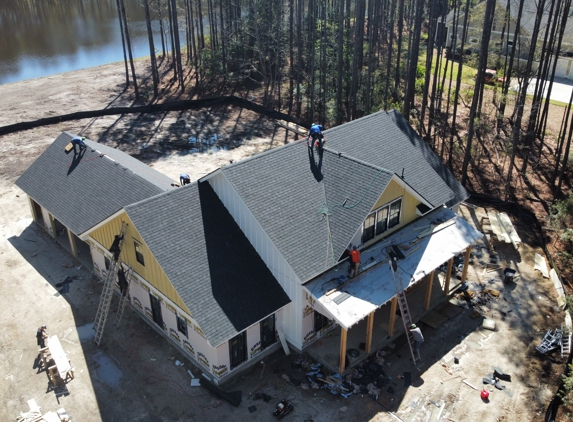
<box><xmin>363</xmin><ymin>180</ymin><xmax>421</xmax><ymax>247</ymax></box>
<box><xmin>90</xmin><ymin>213</ymin><xmax>191</xmax><ymax>315</ymax></box>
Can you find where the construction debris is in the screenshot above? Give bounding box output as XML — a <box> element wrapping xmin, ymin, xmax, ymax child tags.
<box><xmin>534</xmin><ymin>253</ymin><xmax>549</xmax><ymax>278</ymax></box>
<box><xmin>536</xmin><ymin>329</ymin><xmax>563</xmax><ymax>354</ymax></box>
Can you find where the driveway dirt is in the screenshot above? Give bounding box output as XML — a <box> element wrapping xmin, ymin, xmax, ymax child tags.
<box><xmin>0</xmin><ymin>63</ymin><xmax>566</xmax><ymax>421</ymax></box>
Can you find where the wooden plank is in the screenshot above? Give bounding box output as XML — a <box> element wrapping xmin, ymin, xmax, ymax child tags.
<box><xmin>498</xmin><ymin>212</ymin><xmax>521</xmax><ymax>249</ymax></box>
<box><xmin>339</xmin><ymin>327</ymin><xmax>348</xmax><ymax>374</ymax></box>
<box><xmin>460</xmin><ymin>248</ymin><xmax>471</xmax><ymax>284</ymax></box>
<box><xmin>388</xmin><ymin>297</ymin><xmax>398</xmax><ymax>336</ymax></box>
<box><xmin>67</xmin><ymin>228</ymin><xmax>78</xmax><ymax>258</ymax></box>
<box><xmin>277</xmin><ymin>327</ymin><xmax>290</xmax><ymax>356</ymax></box>
<box><xmin>365</xmin><ymin>312</ymin><xmax>374</xmax><ymax>353</ymax></box>
<box><xmin>444</xmin><ymin>257</ymin><xmax>454</xmax><ymax>296</ymax></box>
<box><xmin>424</xmin><ymin>270</ymin><xmax>435</xmax><ymax>310</ymax></box>
<box><xmin>488</xmin><ymin>211</ymin><xmax>508</xmax><ymax>242</ymax></box>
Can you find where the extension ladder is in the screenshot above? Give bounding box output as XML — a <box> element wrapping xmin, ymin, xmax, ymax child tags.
<box><xmin>389</xmin><ymin>256</ymin><xmax>422</xmax><ymax>367</ymax></box>
<box><xmin>93</xmin><ymin>222</ymin><xmax>128</xmax><ymax>346</ymax></box>
<box><xmin>562</xmin><ymin>326</ymin><xmax>571</xmax><ymax>359</ymax></box>
<box><xmin>113</xmin><ymin>266</ymin><xmax>133</xmax><ymax>327</ymax></box>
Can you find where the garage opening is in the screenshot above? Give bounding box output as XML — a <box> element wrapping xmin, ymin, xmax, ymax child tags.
<box><xmin>31</xmin><ymin>199</ymin><xmax>43</xmax><ymax>224</ymax></box>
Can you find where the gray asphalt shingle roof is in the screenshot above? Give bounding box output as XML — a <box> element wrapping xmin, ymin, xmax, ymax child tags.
<box><xmin>325</xmin><ymin>110</ymin><xmax>467</xmax><ymax>208</ymax></box>
<box><xmin>125</xmin><ymin>182</ymin><xmax>291</xmax><ymax>348</ymax></box>
<box><xmin>221</xmin><ymin>141</ymin><xmax>394</xmax><ymax>283</ymax></box>
<box><xmin>15</xmin><ymin>132</ymin><xmax>174</xmax><ymax>235</ymax></box>
<box><xmin>221</xmin><ymin>110</ymin><xmax>467</xmax><ymax>283</ymax></box>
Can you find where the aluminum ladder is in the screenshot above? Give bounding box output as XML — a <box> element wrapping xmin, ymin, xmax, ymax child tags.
<box><xmin>536</xmin><ymin>329</ymin><xmax>562</xmax><ymax>354</ymax></box>
<box><xmin>562</xmin><ymin>326</ymin><xmax>571</xmax><ymax>359</ymax></box>
<box><xmin>389</xmin><ymin>257</ymin><xmax>422</xmax><ymax>367</ymax></box>
<box><xmin>93</xmin><ymin>222</ymin><xmax>127</xmax><ymax>346</ymax></box>
<box><xmin>113</xmin><ymin>266</ymin><xmax>133</xmax><ymax>328</ymax></box>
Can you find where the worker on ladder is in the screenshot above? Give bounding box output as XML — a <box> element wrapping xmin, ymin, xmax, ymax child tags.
<box><xmin>307</xmin><ymin>123</ymin><xmax>324</xmax><ymax>151</ymax></box>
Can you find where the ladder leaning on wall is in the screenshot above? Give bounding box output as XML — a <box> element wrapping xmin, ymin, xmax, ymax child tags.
<box><xmin>93</xmin><ymin>221</ymin><xmax>128</xmax><ymax>346</ymax></box>
<box><xmin>113</xmin><ymin>266</ymin><xmax>133</xmax><ymax>328</ymax></box>
<box><xmin>388</xmin><ymin>256</ymin><xmax>422</xmax><ymax>367</ymax></box>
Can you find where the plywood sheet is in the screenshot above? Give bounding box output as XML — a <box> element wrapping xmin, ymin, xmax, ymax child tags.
<box><xmin>420</xmin><ymin>310</ymin><xmax>448</xmax><ymax>329</ymax></box>
<box><xmin>435</xmin><ymin>301</ymin><xmax>464</xmax><ymax>320</ymax></box>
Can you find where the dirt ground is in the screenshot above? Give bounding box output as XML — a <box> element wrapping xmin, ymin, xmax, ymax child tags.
<box><xmin>0</xmin><ymin>63</ymin><xmax>568</xmax><ymax>421</ymax></box>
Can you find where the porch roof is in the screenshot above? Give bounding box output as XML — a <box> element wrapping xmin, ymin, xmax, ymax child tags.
<box><xmin>304</xmin><ymin>207</ymin><xmax>483</xmax><ymax>330</ymax></box>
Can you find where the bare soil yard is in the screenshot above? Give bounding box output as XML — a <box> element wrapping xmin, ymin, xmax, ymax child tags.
<box><xmin>0</xmin><ymin>62</ymin><xmax>567</xmax><ymax>421</ymax></box>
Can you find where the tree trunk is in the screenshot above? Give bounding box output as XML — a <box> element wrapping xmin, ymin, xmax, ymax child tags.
<box><xmin>336</xmin><ymin>0</ymin><xmax>344</xmax><ymax>124</ymax></box>
<box><xmin>403</xmin><ymin>0</ymin><xmax>424</xmax><ymax>119</ymax></box>
<box><xmin>118</xmin><ymin>0</ymin><xmax>139</xmax><ymax>100</ymax></box>
<box><xmin>115</xmin><ymin>0</ymin><xmax>130</xmax><ymax>88</ymax></box>
<box><xmin>461</xmin><ymin>0</ymin><xmax>495</xmax><ymax>186</ymax></box>
<box><xmin>144</xmin><ymin>0</ymin><xmax>159</xmax><ymax>99</ymax></box>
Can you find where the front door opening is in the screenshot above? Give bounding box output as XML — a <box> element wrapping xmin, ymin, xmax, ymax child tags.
<box><xmin>229</xmin><ymin>331</ymin><xmax>247</xmax><ymax>369</ymax></box>
<box><xmin>260</xmin><ymin>315</ymin><xmax>276</xmax><ymax>350</ymax></box>
<box><xmin>149</xmin><ymin>293</ymin><xmax>163</xmax><ymax>327</ymax></box>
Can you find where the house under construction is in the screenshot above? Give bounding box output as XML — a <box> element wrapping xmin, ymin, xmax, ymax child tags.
<box><xmin>15</xmin><ymin>109</ymin><xmax>482</xmax><ymax>384</ymax></box>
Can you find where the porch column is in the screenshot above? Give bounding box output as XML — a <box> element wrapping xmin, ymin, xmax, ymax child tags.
<box><xmin>424</xmin><ymin>270</ymin><xmax>435</xmax><ymax>311</ymax></box>
<box><xmin>48</xmin><ymin>214</ymin><xmax>57</xmax><ymax>239</ymax></box>
<box><xmin>460</xmin><ymin>247</ymin><xmax>472</xmax><ymax>284</ymax></box>
<box><xmin>444</xmin><ymin>257</ymin><xmax>454</xmax><ymax>296</ymax></box>
<box><xmin>339</xmin><ymin>327</ymin><xmax>348</xmax><ymax>374</ymax></box>
<box><xmin>67</xmin><ymin>229</ymin><xmax>78</xmax><ymax>258</ymax></box>
<box><xmin>388</xmin><ymin>297</ymin><xmax>398</xmax><ymax>337</ymax></box>
<box><xmin>365</xmin><ymin>312</ymin><xmax>374</xmax><ymax>353</ymax></box>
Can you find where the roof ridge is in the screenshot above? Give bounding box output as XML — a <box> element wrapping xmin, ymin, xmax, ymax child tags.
<box><xmin>125</xmin><ymin>180</ymin><xmax>194</xmax><ymax>210</ymax></box>
<box><xmin>321</xmin><ymin>147</ymin><xmax>395</xmax><ymax>176</ymax></box>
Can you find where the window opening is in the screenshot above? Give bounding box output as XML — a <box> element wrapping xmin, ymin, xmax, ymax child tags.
<box><xmin>134</xmin><ymin>241</ymin><xmax>145</xmax><ymax>266</ymax></box>
<box><xmin>260</xmin><ymin>315</ymin><xmax>276</xmax><ymax>350</ymax></box>
<box><xmin>362</xmin><ymin>198</ymin><xmax>402</xmax><ymax>243</ymax></box>
<box><xmin>177</xmin><ymin>315</ymin><xmax>188</xmax><ymax>338</ymax></box>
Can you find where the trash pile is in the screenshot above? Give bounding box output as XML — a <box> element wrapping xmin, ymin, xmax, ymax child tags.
<box><xmin>287</xmin><ymin>350</ymin><xmax>394</xmax><ymax>400</ymax></box>
<box><xmin>482</xmin><ymin>367</ymin><xmax>512</xmax><ymax>397</ymax></box>
<box><xmin>455</xmin><ymin>282</ymin><xmax>504</xmax><ymax>316</ymax></box>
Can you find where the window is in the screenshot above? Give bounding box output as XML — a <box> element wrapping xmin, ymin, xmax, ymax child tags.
<box><xmin>362</xmin><ymin>198</ymin><xmax>402</xmax><ymax>243</ymax></box>
<box><xmin>134</xmin><ymin>241</ymin><xmax>145</xmax><ymax>266</ymax></box>
<box><xmin>177</xmin><ymin>316</ymin><xmax>188</xmax><ymax>338</ymax></box>
<box><xmin>314</xmin><ymin>311</ymin><xmax>330</xmax><ymax>332</ymax></box>
<box><xmin>229</xmin><ymin>331</ymin><xmax>247</xmax><ymax>369</ymax></box>
<box><xmin>260</xmin><ymin>315</ymin><xmax>276</xmax><ymax>350</ymax></box>
<box><xmin>104</xmin><ymin>256</ymin><xmax>111</xmax><ymax>271</ymax></box>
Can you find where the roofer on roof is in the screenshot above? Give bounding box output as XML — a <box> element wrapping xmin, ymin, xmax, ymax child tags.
<box><xmin>71</xmin><ymin>136</ymin><xmax>87</xmax><ymax>154</ymax></box>
<box><xmin>180</xmin><ymin>173</ymin><xmax>191</xmax><ymax>186</ymax></box>
<box><xmin>349</xmin><ymin>246</ymin><xmax>361</xmax><ymax>278</ymax></box>
<box><xmin>308</xmin><ymin>123</ymin><xmax>324</xmax><ymax>151</ymax></box>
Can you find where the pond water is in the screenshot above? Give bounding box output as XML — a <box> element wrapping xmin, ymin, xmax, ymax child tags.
<box><xmin>0</xmin><ymin>0</ymin><xmax>176</xmax><ymax>85</ymax></box>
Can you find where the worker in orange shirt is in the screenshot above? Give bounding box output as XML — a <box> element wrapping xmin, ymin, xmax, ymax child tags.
<box><xmin>349</xmin><ymin>246</ymin><xmax>361</xmax><ymax>278</ymax></box>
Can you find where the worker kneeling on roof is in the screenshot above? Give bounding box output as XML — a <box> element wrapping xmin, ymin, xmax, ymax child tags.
<box><xmin>308</xmin><ymin>123</ymin><xmax>324</xmax><ymax>150</ymax></box>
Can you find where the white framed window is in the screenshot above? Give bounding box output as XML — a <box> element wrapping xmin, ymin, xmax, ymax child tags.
<box><xmin>362</xmin><ymin>198</ymin><xmax>402</xmax><ymax>243</ymax></box>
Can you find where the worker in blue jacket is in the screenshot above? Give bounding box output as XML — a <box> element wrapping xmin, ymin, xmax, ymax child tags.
<box><xmin>308</xmin><ymin>123</ymin><xmax>324</xmax><ymax>150</ymax></box>
<box><xmin>71</xmin><ymin>136</ymin><xmax>87</xmax><ymax>154</ymax></box>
